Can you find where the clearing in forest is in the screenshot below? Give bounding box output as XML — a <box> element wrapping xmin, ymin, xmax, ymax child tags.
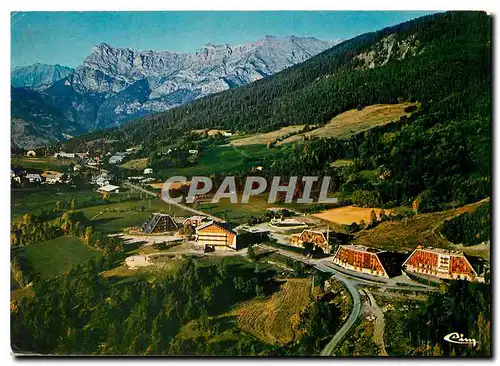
<box><xmin>313</xmin><ymin>206</ymin><xmax>390</xmax><ymax>225</ymax></box>
<box><xmin>352</xmin><ymin>198</ymin><xmax>490</xmax><ymax>255</ymax></box>
<box><xmin>230</xmin><ymin>125</ymin><xmax>305</xmax><ymax>146</ymax></box>
<box><xmin>281</xmin><ymin>103</ymin><xmax>416</xmax><ymax>143</ymax></box>
<box><xmin>23</xmin><ymin>236</ymin><xmax>101</xmax><ymax>279</ymax></box>
<box><xmin>120</xmin><ymin>158</ymin><xmax>149</xmax><ymax>170</ymax></box>
<box><xmin>229</xmin><ymin>278</ymin><xmax>312</xmax><ymax>345</ymax></box>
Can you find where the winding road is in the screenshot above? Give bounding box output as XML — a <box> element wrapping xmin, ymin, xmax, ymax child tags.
<box><xmin>256</xmin><ymin>245</ymin><xmax>434</xmax><ymax>356</ymax></box>
<box><xmin>318</xmin><ymin>263</ymin><xmax>362</xmax><ymax>356</ymax></box>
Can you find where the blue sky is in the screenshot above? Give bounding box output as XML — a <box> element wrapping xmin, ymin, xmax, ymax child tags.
<box><xmin>11</xmin><ymin>11</ymin><xmax>435</xmax><ymax>68</ymax></box>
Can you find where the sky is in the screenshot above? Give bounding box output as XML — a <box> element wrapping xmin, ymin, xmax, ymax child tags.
<box><xmin>11</xmin><ymin>11</ymin><xmax>436</xmax><ymax>68</ymax></box>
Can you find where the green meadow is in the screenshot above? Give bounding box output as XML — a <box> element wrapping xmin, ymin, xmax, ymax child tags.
<box><xmin>23</xmin><ymin>236</ymin><xmax>101</xmax><ymax>279</ymax></box>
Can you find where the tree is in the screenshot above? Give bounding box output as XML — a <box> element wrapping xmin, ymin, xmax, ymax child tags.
<box><xmin>247</xmin><ymin>244</ymin><xmax>256</xmax><ymax>261</ymax></box>
<box><xmin>85</xmin><ymin>226</ymin><xmax>94</xmax><ymax>244</ymax></box>
<box><xmin>379</xmin><ymin>209</ymin><xmax>388</xmax><ymax>222</ymax></box>
<box><xmin>369</xmin><ymin>209</ymin><xmax>378</xmax><ymax>227</ymax></box>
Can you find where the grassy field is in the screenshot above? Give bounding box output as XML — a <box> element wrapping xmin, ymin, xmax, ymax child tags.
<box><xmin>11</xmin><ymin>186</ymin><xmax>102</xmax><ymax>221</ymax></box>
<box><xmin>281</xmin><ymin>103</ymin><xmax>416</xmax><ymax>143</ymax></box>
<box><xmin>195</xmin><ymin>193</ymin><xmax>335</xmax><ymax>224</ymax></box>
<box><xmin>79</xmin><ymin>199</ymin><xmax>191</xmax><ymax>232</ymax></box>
<box><xmin>458</xmin><ymin>242</ymin><xmax>490</xmax><ymax>261</ymax></box>
<box><xmin>230</xmin><ymin>126</ymin><xmax>305</xmax><ymax>146</ymax></box>
<box><xmin>120</xmin><ymin>158</ymin><xmax>149</xmax><ymax>170</ymax></box>
<box><xmin>228</xmin><ymin>278</ymin><xmax>311</xmax><ymax>345</ymax></box>
<box><xmin>12</xmin><ymin>157</ymin><xmax>76</xmax><ymax>171</ymax></box>
<box><xmin>352</xmin><ymin>199</ymin><xmax>489</xmax><ymax>255</ymax></box>
<box><xmin>23</xmin><ymin>236</ymin><xmax>101</xmax><ymax>279</ymax></box>
<box><xmin>330</xmin><ymin>159</ymin><xmax>355</xmax><ymax>168</ymax></box>
<box><xmin>196</xmin><ymin>195</ymin><xmax>272</xmax><ymax>223</ymax></box>
<box><xmin>313</xmin><ymin>206</ymin><xmax>391</xmax><ymax>225</ymax></box>
<box><xmin>158</xmin><ymin>144</ymin><xmax>285</xmax><ymax>178</ymax></box>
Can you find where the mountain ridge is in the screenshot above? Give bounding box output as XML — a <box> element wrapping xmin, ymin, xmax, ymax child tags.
<box><xmin>11</xmin><ymin>35</ymin><xmax>338</xmax><ymax>148</ymax></box>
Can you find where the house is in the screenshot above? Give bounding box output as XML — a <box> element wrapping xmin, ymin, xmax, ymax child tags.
<box><xmin>11</xmin><ymin>170</ymin><xmax>22</xmax><ymax>183</ymax></box>
<box><xmin>402</xmin><ymin>246</ymin><xmax>487</xmax><ymax>283</ymax></box>
<box><xmin>95</xmin><ymin>176</ymin><xmax>110</xmax><ymax>187</ymax></box>
<box><xmin>41</xmin><ymin>171</ymin><xmax>64</xmax><ymax>184</ymax></box>
<box><xmin>188</xmin><ymin>149</ymin><xmax>199</xmax><ymax>155</ymax></box>
<box><xmin>98</xmin><ymin>184</ymin><xmax>120</xmax><ymax>194</ymax></box>
<box><xmin>183</xmin><ymin>215</ymin><xmax>208</xmax><ymax>228</ymax></box>
<box><xmin>290</xmin><ymin>229</ymin><xmax>331</xmax><ymax>254</ymax></box>
<box><xmin>332</xmin><ymin>244</ymin><xmax>403</xmax><ymax>278</ymax></box>
<box><xmin>11</xmin><ymin>168</ymin><xmax>25</xmax><ymax>180</ymax></box>
<box><xmin>91</xmin><ymin>173</ymin><xmax>114</xmax><ymax>186</ymax></box>
<box><xmin>26</xmin><ymin>150</ymin><xmax>36</xmax><ymax>158</ymax></box>
<box><xmin>143</xmin><ymin>168</ymin><xmax>154</xmax><ymax>175</ymax></box>
<box><xmin>141</xmin><ymin>213</ymin><xmax>178</xmax><ymax>234</ymax></box>
<box><xmin>74</xmin><ymin>152</ymin><xmax>88</xmax><ymax>159</ymax></box>
<box><xmin>54</xmin><ymin>151</ymin><xmax>75</xmax><ymax>158</ymax></box>
<box><xmin>109</xmin><ymin>154</ymin><xmax>125</xmax><ymax>164</ymax></box>
<box><xmin>196</xmin><ymin>221</ymin><xmax>238</xmax><ymax>251</ymax></box>
<box><xmin>222</xmin><ymin>132</ymin><xmax>233</xmax><ymax>137</ymax></box>
<box><xmin>270</xmin><ymin>218</ymin><xmax>307</xmax><ymax>228</ymax></box>
<box><xmin>86</xmin><ymin>157</ymin><xmax>100</xmax><ymax>167</ymax></box>
<box><xmin>128</xmin><ymin>176</ymin><xmax>146</xmax><ymax>182</ymax></box>
<box><xmin>26</xmin><ymin>173</ymin><xmax>42</xmax><ymax>183</ymax></box>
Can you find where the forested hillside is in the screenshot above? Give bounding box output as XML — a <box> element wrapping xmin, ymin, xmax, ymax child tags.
<box><xmin>67</xmin><ymin>11</ymin><xmax>490</xmax><ymax>145</ymax></box>
<box><xmin>63</xmin><ymin>11</ymin><xmax>491</xmax><ymax>212</ymax></box>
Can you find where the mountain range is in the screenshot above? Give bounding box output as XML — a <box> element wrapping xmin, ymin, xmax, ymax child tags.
<box><xmin>11</xmin><ymin>36</ymin><xmax>338</xmax><ymax>148</ymax></box>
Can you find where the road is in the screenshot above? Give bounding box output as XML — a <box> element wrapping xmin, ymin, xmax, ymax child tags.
<box><xmin>257</xmin><ymin>244</ymin><xmax>363</xmax><ymax>355</ymax></box>
<box><xmin>363</xmin><ymin>289</ymin><xmax>388</xmax><ymax>356</ymax></box>
<box><xmin>317</xmin><ymin>262</ymin><xmax>362</xmax><ymax>356</ymax></box>
<box><xmin>123</xmin><ymin>182</ymin><xmax>222</xmax><ymax>221</ymax></box>
<box><xmin>256</xmin><ymin>244</ymin><xmax>434</xmax><ymax>356</ymax></box>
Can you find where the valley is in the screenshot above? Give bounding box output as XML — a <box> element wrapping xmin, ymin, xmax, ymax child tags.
<box><xmin>10</xmin><ymin>11</ymin><xmax>491</xmax><ymax>357</ymax></box>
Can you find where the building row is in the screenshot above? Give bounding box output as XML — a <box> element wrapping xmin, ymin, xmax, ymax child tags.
<box><xmin>137</xmin><ymin>213</ymin><xmax>488</xmax><ymax>283</ymax></box>
<box><xmin>331</xmin><ymin>244</ymin><xmax>488</xmax><ymax>283</ymax></box>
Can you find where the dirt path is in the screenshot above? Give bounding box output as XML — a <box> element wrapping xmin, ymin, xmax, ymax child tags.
<box><xmin>364</xmin><ymin>289</ymin><xmax>388</xmax><ymax>356</ymax></box>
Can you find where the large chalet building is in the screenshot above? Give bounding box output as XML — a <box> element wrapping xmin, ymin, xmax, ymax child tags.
<box><xmin>196</xmin><ymin>221</ymin><xmax>238</xmax><ymax>251</ymax></box>
<box><xmin>183</xmin><ymin>215</ymin><xmax>208</xmax><ymax>228</ymax></box>
<box><xmin>332</xmin><ymin>244</ymin><xmax>406</xmax><ymax>278</ymax></box>
<box><xmin>141</xmin><ymin>213</ymin><xmax>178</xmax><ymax>234</ymax></box>
<box><xmin>290</xmin><ymin>229</ymin><xmax>331</xmax><ymax>254</ymax></box>
<box><xmin>402</xmin><ymin>246</ymin><xmax>486</xmax><ymax>283</ymax></box>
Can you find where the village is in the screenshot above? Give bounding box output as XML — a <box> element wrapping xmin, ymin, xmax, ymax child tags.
<box><xmin>11</xmin><ymin>143</ymin><xmax>491</xmax><ymax>356</ymax></box>
<box><xmin>12</xmin><ymin>147</ymin><xmax>490</xmax><ymax>287</ymax></box>
<box><xmin>118</xmin><ymin>205</ymin><xmax>489</xmax><ymax>285</ymax></box>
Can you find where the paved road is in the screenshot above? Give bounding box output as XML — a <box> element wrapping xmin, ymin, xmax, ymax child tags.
<box><xmin>123</xmin><ymin>182</ymin><xmax>222</xmax><ymax>221</ymax></box>
<box><xmin>364</xmin><ymin>289</ymin><xmax>388</xmax><ymax>356</ymax></box>
<box><xmin>257</xmin><ymin>244</ymin><xmax>363</xmax><ymax>355</ymax></box>
<box><xmin>256</xmin><ymin>245</ymin><xmax>435</xmax><ymax>356</ymax></box>
<box><xmin>317</xmin><ymin>261</ymin><xmax>362</xmax><ymax>356</ymax></box>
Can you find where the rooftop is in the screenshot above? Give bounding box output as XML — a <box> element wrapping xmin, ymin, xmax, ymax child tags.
<box><xmin>340</xmin><ymin>244</ymin><xmax>385</xmax><ymax>254</ymax></box>
<box><xmin>417</xmin><ymin>246</ymin><xmax>464</xmax><ymax>256</ymax></box>
<box><xmin>98</xmin><ymin>184</ymin><xmax>120</xmax><ymax>192</ymax></box>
